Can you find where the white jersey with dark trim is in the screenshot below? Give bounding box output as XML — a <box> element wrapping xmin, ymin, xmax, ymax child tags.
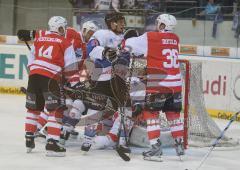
<box><xmin>87</xmin><ymin>29</ymin><xmax>124</xmax><ymax>81</ymax></box>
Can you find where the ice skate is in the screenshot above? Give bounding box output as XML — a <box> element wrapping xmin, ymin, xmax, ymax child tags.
<box><xmin>81</xmin><ymin>125</ymin><xmax>96</xmax><ymax>153</ymax></box>
<box><xmin>81</xmin><ymin>136</ymin><xmax>93</xmax><ymax>153</ymax></box>
<box><xmin>25</xmin><ymin>132</ymin><xmax>35</xmax><ymax>153</ymax></box>
<box><xmin>142</xmin><ymin>139</ymin><xmax>163</xmax><ymax>162</ymax></box>
<box><xmin>45</xmin><ymin>139</ymin><xmax>66</xmax><ymax>157</ymax></box>
<box><xmin>70</xmin><ymin>129</ymin><xmax>79</xmax><ymax>138</ymax></box>
<box><xmin>174</xmin><ymin>138</ymin><xmax>185</xmax><ymax>161</ymax></box>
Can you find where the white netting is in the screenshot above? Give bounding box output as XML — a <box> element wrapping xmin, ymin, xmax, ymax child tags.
<box><xmin>129</xmin><ymin>58</ymin><xmax>239</xmax><ymax>147</ymax></box>
<box><xmin>183</xmin><ymin>61</ymin><xmax>238</xmax><ymax>147</ymax></box>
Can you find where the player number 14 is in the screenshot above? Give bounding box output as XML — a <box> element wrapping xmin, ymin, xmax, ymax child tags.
<box><xmin>38</xmin><ymin>45</ymin><xmax>53</xmax><ymax>59</ymax></box>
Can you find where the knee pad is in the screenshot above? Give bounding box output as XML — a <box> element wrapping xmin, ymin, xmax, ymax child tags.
<box><xmin>69</xmin><ymin>99</ymin><xmax>85</xmax><ymax>119</ymax></box>
<box><xmin>63</xmin><ymin>98</ymin><xmax>73</xmax><ymax>117</ymax></box>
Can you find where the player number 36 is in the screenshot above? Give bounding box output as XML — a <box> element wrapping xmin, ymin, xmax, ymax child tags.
<box><xmin>162</xmin><ymin>49</ymin><xmax>179</xmax><ymax>68</ymax></box>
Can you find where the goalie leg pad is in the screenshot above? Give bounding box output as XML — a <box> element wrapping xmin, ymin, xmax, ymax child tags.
<box><xmin>65</xmin><ymin>98</ymin><xmax>73</xmax><ymax>109</ymax></box>
<box><xmin>63</xmin><ymin>99</ymin><xmax>85</xmax><ymax>127</ymax></box>
<box><xmin>69</xmin><ymin>99</ymin><xmax>85</xmax><ymax>119</ymax></box>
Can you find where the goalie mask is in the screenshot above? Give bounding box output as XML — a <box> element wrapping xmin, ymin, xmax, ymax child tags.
<box><xmin>48</xmin><ymin>16</ymin><xmax>67</xmax><ymax>36</ymax></box>
<box><xmin>155</xmin><ymin>14</ymin><xmax>177</xmax><ymax>32</ymax></box>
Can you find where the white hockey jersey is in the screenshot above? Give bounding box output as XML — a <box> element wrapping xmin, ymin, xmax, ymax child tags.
<box><xmin>87</xmin><ymin>29</ymin><xmax>124</xmax><ymax>81</ymax></box>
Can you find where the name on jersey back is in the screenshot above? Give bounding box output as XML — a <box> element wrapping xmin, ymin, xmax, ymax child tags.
<box><xmin>162</xmin><ymin>39</ymin><xmax>177</xmax><ymax>45</ymax></box>
<box><xmin>37</xmin><ymin>37</ymin><xmax>62</xmax><ymax>43</ymax></box>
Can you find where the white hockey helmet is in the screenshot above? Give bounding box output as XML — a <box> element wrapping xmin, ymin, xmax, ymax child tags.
<box><xmin>48</xmin><ymin>16</ymin><xmax>67</xmax><ymax>35</ymax></box>
<box><xmin>81</xmin><ymin>21</ymin><xmax>99</xmax><ymax>36</ymax></box>
<box><xmin>156</xmin><ymin>14</ymin><xmax>177</xmax><ymax>32</ymax></box>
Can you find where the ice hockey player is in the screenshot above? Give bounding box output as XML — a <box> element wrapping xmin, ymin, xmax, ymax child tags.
<box><xmin>61</xmin><ymin>21</ymin><xmax>99</xmax><ymax>143</ymax></box>
<box><xmin>123</xmin><ymin>14</ymin><xmax>185</xmax><ymax>161</ymax></box>
<box><xmin>80</xmin><ymin>12</ymin><xmax>133</xmax><ymax>152</ymax></box>
<box><xmin>34</xmin><ymin>27</ymin><xmax>85</xmax><ymax>137</ymax></box>
<box><xmin>23</xmin><ymin>16</ymin><xmax>77</xmax><ymax>157</ymax></box>
<box><xmin>18</xmin><ymin>20</ymin><xmax>99</xmax><ymax>142</ymax></box>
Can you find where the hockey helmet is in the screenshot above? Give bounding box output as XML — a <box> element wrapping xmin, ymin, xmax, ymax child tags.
<box><xmin>155</xmin><ymin>14</ymin><xmax>177</xmax><ymax>32</ymax></box>
<box><xmin>48</xmin><ymin>16</ymin><xmax>67</xmax><ymax>35</ymax></box>
<box><xmin>81</xmin><ymin>21</ymin><xmax>99</xmax><ymax>36</ymax></box>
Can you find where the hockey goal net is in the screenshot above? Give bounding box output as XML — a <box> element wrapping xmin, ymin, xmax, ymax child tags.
<box><xmin>129</xmin><ymin>58</ymin><xmax>239</xmax><ymax>148</ymax></box>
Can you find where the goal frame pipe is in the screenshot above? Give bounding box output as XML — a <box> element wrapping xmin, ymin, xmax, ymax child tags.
<box><xmin>179</xmin><ymin>59</ymin><xmax>190</xmax><ymax>149</ymax></box>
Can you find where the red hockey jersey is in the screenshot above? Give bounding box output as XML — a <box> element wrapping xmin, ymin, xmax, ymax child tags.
<box><xmin>125</xmin><ymin>31</ymin><xmax>182</xmax><ymax>94</ymax></box>
<box><xmin>28</xmin><ymin>31</ymin><xmax>77</xmax><ymax>80</ymax></box>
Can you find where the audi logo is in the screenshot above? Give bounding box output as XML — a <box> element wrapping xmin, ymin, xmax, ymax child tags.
<box><xmin>233</xmin><ymin>75</ymin><xmax>240</xmax><ymax>100</ymax></box>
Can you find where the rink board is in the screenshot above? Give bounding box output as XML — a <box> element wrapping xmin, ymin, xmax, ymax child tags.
<box><xmin>0</xmin><ymin>44</ymin><xmax>240</xmax><ymax>121</ymax></box>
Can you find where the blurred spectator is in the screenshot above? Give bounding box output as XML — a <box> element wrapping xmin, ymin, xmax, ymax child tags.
<box><xmin>94</xmin><ymin>0</ymin><xmax>112</xmax><ymax>11</ymax></box>
<box><xmin>135</xmin><ymin>0</ymin><xmax>161</xmax><ymax>11</ymax></box>
<box><xmin>198</xmin><ymin>0</ymin><xmax>206</xmax><ymax>7</ymax></box>
<box><xmin>122</xmin><ymin>0</ymin><xmax>136</xmax><ymax>9</ymax></box>
<box><xmin>68</xmin><ymin>0</ymin><xmax>95</xmax><ymax>9</ymax></box>
<box><xmin>143</xmin><ymin>0</ymin><xmax>160</xmax><ymax>11</ymax></box>
<box><xmin>112</xmin><ymin>0</ymin><xmax>142</xmax><ymax>11</ymax></box>
<box><xmin>112</xmin><ymin>0</ymin><xmax>121</xmax><ymax>12</ymax></box>
<box><xmin>94</xmin><ymin>0</ymin><xmax>120</xmax><ymax>12</ymax></box>
<box><xmin>199</xmin><ymin>0</ymin><xmax>221</xmax><ymax>20</ymax></box>
<box><xmin>233</xmin><ymin>0</ymin><xmax>240</xmax><ymax>13</ymax></box>
<box><xmin>220</xmin><ymin>0</ymin><xmax>234</xmax><ymax>14</ymax></box>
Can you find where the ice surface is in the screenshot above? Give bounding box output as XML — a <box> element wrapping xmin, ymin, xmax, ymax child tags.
<box><xmin>0</xmin><ymin>94</ymin><xmax>240</xmax><ymax>170</ymax></box>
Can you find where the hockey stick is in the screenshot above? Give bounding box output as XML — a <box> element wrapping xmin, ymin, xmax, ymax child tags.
<box><xmin>20</xmin><ymin>86</ymin><xmax>27</xmax><ymax>94</ymax></box>
<box><xmin>195</xmin><ymin>110</ymin><xmax>240</xmax><ymax>170</ymax></box>
<box><xmin>24</xmin><ymin>41</ymin><xmax>31</xmax><ymax>50</ymax></box>
<box><xmin>63</xmin><ymin>85</ymin><xmax>118</xmax><ymax>113</ymax></box>
<box><xmin>112</xmin><ymin>55</ymin><xmax>136</xmax><ymax>162</ymax></box>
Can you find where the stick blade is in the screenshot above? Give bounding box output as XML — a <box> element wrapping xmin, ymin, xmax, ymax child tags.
<box><xmin>116</xmin><ymin>145</ymin><xmax>131</xmax><ymax>161</ymax></box>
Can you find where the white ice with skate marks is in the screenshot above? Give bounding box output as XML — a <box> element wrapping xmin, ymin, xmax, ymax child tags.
<box><xmin>0</xmin><ymin>94</ymin><xmax>240</xmax><ymax>170</ymax></box>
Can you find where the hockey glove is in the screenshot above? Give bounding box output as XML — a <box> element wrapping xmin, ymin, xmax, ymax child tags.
<box><xmin>103</xmin><ymin>47</ymin><xmax>118</xmax><ymax>62</ymax></box>
<box><xmin>132</xmin><ymin>103</ymin><xmax>143</xmax><ymax>117</ymax></box>
<box><xmin>17</xmin><ymin>29</ymin><xmax>36</xmax><ymax>41</ymax></box>
<box><xmin>124</xmin><ymin>29</ymin><xmax>139</xmax><ymax>40</ymax></box>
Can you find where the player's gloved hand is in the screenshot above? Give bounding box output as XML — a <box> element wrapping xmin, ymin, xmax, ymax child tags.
<box><xmin>17</xmin><ymin>29</ymin><xmax>36</xmax><ymax>41</ymax></box>
<box><xmin>103</xmin><ymin>47</ymin><xmax>118</xmax><ymax>62</ymax></box>
<box><xmin>116</xmin><ymin>51</ymin><xmax>130</xmax><ymax>64</ymax></box>
<box><xmin>124</xmin><ymin>29</ymin><xmax>139</xmax><ymax>40</ymax></box>
<box><xmin>132</xmin><ymin>103</ymin><xmax>143</xmax><ymax>117</ymax></box>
